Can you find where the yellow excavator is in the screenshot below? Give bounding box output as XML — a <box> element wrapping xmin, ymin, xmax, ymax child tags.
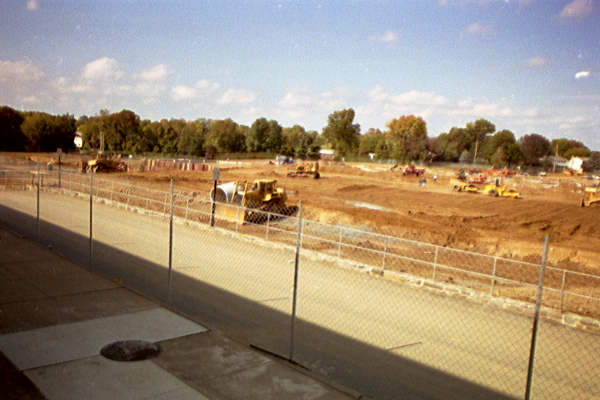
<box><xmin>581</xmin><ymin>186</ymin><xmax>600</xmax><ymax>207</ymax></box>
<box><xmin>210</xmin><ymin>179</ymin><xmax>296</xmax><ymax>223</ymax></box>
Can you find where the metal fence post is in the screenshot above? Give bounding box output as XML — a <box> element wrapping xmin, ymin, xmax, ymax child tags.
<box><xmin>432</xmin><ymin>246</ymin><xmax>439</xmax><ymax>282</ymax></box>
<box><xmin>36</xmin><ymin>164</ymin><xmax>40</xmax><ymax>241</ymax></box>
<box><xmin>381</xmin><ymin>236</ymin><xmax>389</xmax><ymax>272</ymax></box>
<box><xmin>265</xmin><ymin>213</ymin><xmax>271</xmax><ymax>240</ymax></box>
<box><xmin>289</xmin><ymin>200</ymin><xmax>302</xmax><ymax>361</ymax></box>
<box><xmin>525</xmin><ymin>235</ymin><xmax>550</xmax><ymax>400</ymax></box>
<box><xmin>89</xmin><ymin>172</ymin><xmax>94</xmax><ymax>267</ymax></box>
<box><xmin>560</xmin><ymin>270</ymin><xmax>566</xmax><ymax>313</ymax></box>
<box><xmin>337</xmin><ymin>226</ymin><xmax>343</xmax><ymax>258</ymax></box>
<box><xmin>490</xmin><ymin>257</ymin><xmax>498</xmax><ymax>297</ymax></box>
<box><xmin>168</xmin><ymin>178</ymin><xmax>174</xmax><ymax>305</ymax></box>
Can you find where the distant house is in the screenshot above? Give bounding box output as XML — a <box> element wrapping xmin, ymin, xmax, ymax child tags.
<box><xmin>319</xmin><ymin>148</ymin><xmax>335</xmax><ymax>161</ymax></box>
<box><xmin>567</xmin><ymin>156</ymin><xmax>587</xmax><ymax>172</ymax></box>
<box><xmin>74</xmin><ymin>131</ymin><xmax>83</xmax><ymax>149</ymax></box>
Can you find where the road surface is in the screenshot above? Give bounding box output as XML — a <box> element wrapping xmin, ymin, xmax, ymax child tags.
<box><xmin>0</xmin><ymin>189</ymin><xmax>598</xmax><ymax>400</ymax></box>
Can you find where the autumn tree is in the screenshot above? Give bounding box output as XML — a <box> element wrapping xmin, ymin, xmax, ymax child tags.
<box><xmin>385</xmin><ymin>115</ymin><xmax>428</xmax><ymax>163</ymax></box>
<box><xmin>321</xmin><ymin>108</ymin><xmax>360</xmax><ymax>157</ymax></box>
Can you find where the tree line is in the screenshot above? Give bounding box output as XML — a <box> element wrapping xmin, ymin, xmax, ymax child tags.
<box><xmin>1</xmin><ymin>105</ymin><xmax>598</xmax><ymax>169</ymax></box>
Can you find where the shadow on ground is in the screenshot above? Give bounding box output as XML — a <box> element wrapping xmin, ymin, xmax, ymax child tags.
<box><xmin>0</xmin><ymin>204</ymin><xmax>516</xmax><ymax>400</ymax></box>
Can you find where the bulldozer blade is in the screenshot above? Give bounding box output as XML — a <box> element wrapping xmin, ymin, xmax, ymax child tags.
<box><xmin>214</xmin><ymin>203</ymin><xmax>245</xmax><ymax>224</ymax></box>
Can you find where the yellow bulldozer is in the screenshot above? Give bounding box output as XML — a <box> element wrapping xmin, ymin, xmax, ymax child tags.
<box><xmin>481</xmin><ymin>184</ymin><xmax>521</xmax><ymax>199</ymax></box>
<box><xmin>581</xmin><ymin>186</ymin><xmax>600</xmax><ymax>207</ymax></box>
<box><xmin>210</xmin><ymin>179</ymin><xmax>296</xmax><ymax>224</ymax></box>
<box><xmin>450</xmin><ymin>178</ymin><xmax>521</xmax><ymax>198</ymax></box>
<box><xmin>287</xmin><ymin>161</ymin><xmax>320</xmax><ymax>179</ymax></box>
<box><xmin>450</xmin><ymin>178</ymin><xmax>480</xmax><ymax>193</ymax></box>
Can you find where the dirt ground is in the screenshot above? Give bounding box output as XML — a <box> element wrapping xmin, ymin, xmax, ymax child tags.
<box><xmin>8</xmin><ymin>154</ymin><xmax>600</xmax><ymax>272</ymax></box>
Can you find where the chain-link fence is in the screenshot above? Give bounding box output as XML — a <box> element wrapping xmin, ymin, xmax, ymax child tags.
<box><xmin>1</xmin><ymin>165</ymin><xmax>599</xmax><ymax>400</ymax></box>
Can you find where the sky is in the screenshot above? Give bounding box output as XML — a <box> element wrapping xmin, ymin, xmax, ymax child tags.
<box><xmin>1</xmin><ymin>0</ymin><xmax>599</xmax><ymax>149</ymax></box>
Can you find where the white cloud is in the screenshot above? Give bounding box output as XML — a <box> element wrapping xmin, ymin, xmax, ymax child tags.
<box><xmin>195</xmin><ymin>79</ymin><xmax>220</xmax><ymax>95</ymax></box>
<box><xmin>0</xmin><ymin>60</ymin><xmax>44</xmax><ymax>82</ymax></box>
<box><xmin>318</xmin><ymin>88</ymin><xmax>351</xmax><ymax>110</ymax></box>
<box><xmin>524</xmin><ymin>56</ymin><xmax>548</xmax><ymax>68</ymax></box>
<box><xmin>26</xmin><ymin>0</ymin><xmax>39</xmax><ymax>11</ymax></box>
<box><xmin>136</xmin><ymin>64</ymin><xmax>170</xmax><ymax>82</ymax></box>
<box><xmin>279</xmin><ymin>89</ymin><xmax>312</xmax><ymax>108</ymax></box>
<box><xmin>575</xmin><ymin>70</ymin><xmax>591</xmax><ymax>79</ymax></box>
<box><xmin>217</xmin><ymin>88</ymin><xmax>256</xmax><ymax>105</ymax></box>
<box><xmin>170</xmin><ymin>79</ymin><xmax>219</xmax><ymax>101</ymax></box>
<box><xmin>369</xmin><ymin>30</ymin><xmax>399</xmax><ymax>45</ymax></box>
<box><xmin>465</xmin><ymin>22</ymin><xmax>495</xmax><ymax>35</ymax></box>
<box><xmin>171</xmin><ymin>85</ymin><xmax>197</xmax><ymax>101</ymax></box>
<box><xmin>82</xmin><ymin>57</ymin><xmax>124</xmax><ymax>82</ymax></box>
<box><xmin>559</xmin><ymin>0</ymin><xmax>594</xmax><ymax>19</ymax></box>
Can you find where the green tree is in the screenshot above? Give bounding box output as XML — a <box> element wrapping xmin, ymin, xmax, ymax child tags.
<box><xmin>434</xmin><ymin>127</ymin><xmax>471</xmax><ymax>162</ymax></box>
<box><xmin>358</xmin><ymin>128</ymin><xmax>384</xmax><ymax>156</ymax></box>
<box><xmin>321</xmin><ymin>108</ymin><xmax>360</xmax><ymax>157</ymax></box>
<box><xmin>550</xmin><ymin>138</ymin><xmax>590</xmax><ymax>159</ymax></box>
<box><xmin>520</xmin><ymin>133</ymin><xmax>550</xmax><ymax>165</ymax></box>
<box><xmin>385</xmin><ymin>115</ymin><xmax>428</xmax><ymax>163</ymax></box>
<box><xmin>464</xmin><ymin>119</ymin><xmax>495</xmax><ymax>163</ymax></box>
<box><xmin>205</xmin><ymin>119</ymin><xmax>245</xmax><ymax>154</ymax></box>
<box><xmin>21</xmin><ymin>112</ymin><xmax>76</xmax><ymax>152</ymax></box>
<box><xmin>246</xmin><ymin>118</ymin><xmax>283</xmax><ymax>153</ymax></box>
<box><xmin>177</xmin><ymin>119</ymin><xmax>210</xmax><ymax>156</ymax></box>
<box><xmin>0</xmin><ymin>106</ymin><xmax>26</xmax><ymax>151</ymax></box>
<box><xmin>482</xmin><ymin>129</ymin><xmax>521</xmax><ymax>165</ymax></box>
<box><xmin>281</xmin><ymin>125</ymin><xmax>320</xmax><ymax>159</ymax></box>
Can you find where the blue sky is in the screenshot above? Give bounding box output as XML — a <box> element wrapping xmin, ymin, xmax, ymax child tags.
<box><xmin>1</xmin><ymin>0</ymin><xmax>599</xmax><ymax>149</ymax></box>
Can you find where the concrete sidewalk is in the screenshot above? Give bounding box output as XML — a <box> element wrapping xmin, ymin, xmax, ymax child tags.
<box><xmin>0</xmin><ymin>226</ymin><xmax>357</xmax><ymax>400</ymax></box>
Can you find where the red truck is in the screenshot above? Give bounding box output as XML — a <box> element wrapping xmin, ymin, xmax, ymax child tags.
<box><xmin>402</xmin><ymin>165</ymin><xmax>425</xmax><ymax>176</ymax></box>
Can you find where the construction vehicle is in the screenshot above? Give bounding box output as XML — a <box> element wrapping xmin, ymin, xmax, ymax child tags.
<box><xmin>450</xmin><ymin>179</ymin><xmax>521</xmax><ymax>198</ymax></box>
<box><xmin>80</xmin><ymin>154</ymin><xmax>127</xmax><ymax>173</ymax></box>
<box><xmin>210</xmin><ymin>179</ymin><xmax>296</xmax><ymax>223</ymax></box>
<box><xmin>287</xmin><ymin>161</ymin><xmax>320</xmax><ymax>179</ymax></box>
<box><xmin>581</xmin><ymin>186</ymin><xmax>600</xmax><ymax>207</ymax></box>
<box><xmin>481</xmin><ymin>184</ymin><xmax>521</xmax><ymax>199</ymax></box>
<box><xmin>450</xmin><ymin>178</ymin><xmax>480</xmax><ymax>193</ymax></box>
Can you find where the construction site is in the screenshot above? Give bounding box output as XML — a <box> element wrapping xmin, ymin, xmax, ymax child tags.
<box><xmin>9</xmin><ymin>152</ymin><xmax>599</xmax><ymax>272</ymax></box>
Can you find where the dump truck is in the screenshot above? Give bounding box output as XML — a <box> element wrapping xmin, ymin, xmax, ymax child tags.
<box><xmin>581</xmin><ymin>186</ymin><xmax>600</xmax><ymax>207</ymax></box>
<box><xmin>287</xmin><ymin>161</ymin><xmax>320</xmax><ymax>179</ymax></box>
<box><xmin>210</xmin><ymin>179</ymin><xmax>296</xmax><ymax>223</ymax></box>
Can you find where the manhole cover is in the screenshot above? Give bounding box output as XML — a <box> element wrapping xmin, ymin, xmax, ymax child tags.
<box><xmin>100</xmin><ymin>340</ymin><xmax>161</xmax><ymax>362</ymax></box>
